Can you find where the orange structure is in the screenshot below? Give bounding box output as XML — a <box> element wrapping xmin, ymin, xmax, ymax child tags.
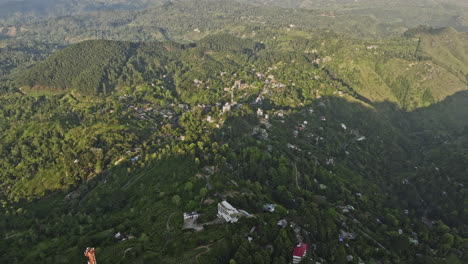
<box><xmin>84</xmin><ymin>247</ymin><xmax>97</xmax><ymax>264</ymax></box>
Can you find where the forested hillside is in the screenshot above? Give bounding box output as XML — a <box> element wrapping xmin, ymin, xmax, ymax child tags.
<box><xmin>16</xmin><ymin>28</ymin><xmax>468</xmax><ymax>107</ymax></box>
<box><xmin>1</xmin><ymin>26</ymin><xmax>468</xmax><ymax>263</ymax></box>
<box><xmin>1</xmin><ymin>0</ymin><xmax>468</xmax><ymax>263</ymax></box>
<box><xmin>415</xmin><ymin>27</ymin><xmax>468</xmax><ymax>80</ymax></box>
<box><xmin>18</xmin><ymin>40</ymin><xmax>134</xmax><ymax>94</ymax></box>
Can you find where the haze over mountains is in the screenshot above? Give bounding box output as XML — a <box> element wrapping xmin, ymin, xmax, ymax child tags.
<box><xmin>0</xmin><ymin>0</ymin><xmax>467</xmax><ymax>33</ymax></box>
<box><xmin>0</xmin><ymin>1</ymin><xmax>467</xmax><ymax>264</ymax></box>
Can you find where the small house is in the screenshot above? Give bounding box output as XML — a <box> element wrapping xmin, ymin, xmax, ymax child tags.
<box><xmin>257</xmin><ymin>108</ymin><xmax>264</xmax><ymax>116</ymax></box>
<box><xmin>131</xmin><ymin>155</ymin><xmax>140</xmax><ymax>162</ymax></box>
<box><xmin>183</xmin><ymin>212</ymin><xmax>199</xmax><ymax>221</ymax></box>
<box><xmin>114</xmin><ymin>232</ymin><xmax>128</xmax><ymax>241</ymax></box>
<box><xmin>222</xmin><ymin>103</ymin><xmax>231</xmax><ymax>113</ymax></box>
<box><xmin>292</xmin><ymin>243</ymin><xmax>307</xmax><ymax>264</ymax></box>
<box><xmin>263</xmin><ymin>203</ymin><xmax>275</xmax><ymax>213</ymax></box>
<box><xmin>277</xmin><ymin>219</ymin><xmax>288</xmax><ymax>228</ymax></box>
<box><xmin>339</xmin><ymin>205</ymin><xmax>355</xmax><ymax>213</ymax></box>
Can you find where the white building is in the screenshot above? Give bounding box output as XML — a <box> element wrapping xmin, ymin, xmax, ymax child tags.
<box><xmin>217</xmin><ymin>201</ymin><xmax>240</xmax><ymax>223</ymax></box>
<box><xmin>183</xmin><ymin>212</ymin><xmax>199</xmax><ymax>221</ymax></box>
<box><xmin>257</xmin><ymin>108</ymin><xmax>264</xmax><ymax>116</ymax></box>
<box><xmin>277</xmin><ymin>219</ymin><xmax>288</xmax><ymax>228</ymax></box>
<box><xmin>222</xmin><ymin>103</ymin><xmax>231</xmax><ymax>113</ymax></box>
<box><xmin>263</xmin><ymin>203</ymin><xmax>275</xmax><ymax>213</ymax></box>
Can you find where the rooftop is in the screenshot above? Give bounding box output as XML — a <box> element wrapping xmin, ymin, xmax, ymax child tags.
<box><xmin>220</xmin><ymin>201</ymin><xmax>237</xmax><ymax>211</ymax></box>
<box><xmin>292</xmin><ymin>243</ymin><xmax>307</xmax><ymax>257</ymax></box>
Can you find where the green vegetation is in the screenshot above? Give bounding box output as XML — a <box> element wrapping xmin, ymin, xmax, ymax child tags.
<box><xmin>18</xmin><ymin>40</ymin><xmax>130</xmax><ymax>94</ymax></box>
<box><xmin>0</xmin><ymin>1</ymin><xmax>467</xmax><ymax>263</ymax></box>
<box><xmin>1</xmin><ymin>0</ymin><xmax>467</xmax><ymax>45</ymax></box>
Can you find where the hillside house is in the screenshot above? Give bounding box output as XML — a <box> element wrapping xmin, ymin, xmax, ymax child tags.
<box><xmin>409</xmin><ymin>237</ymin><xmax>419</xmax><ymax>245</ymax></box>
<box><xmin>206</xmin><ymin>115</ymin><xmax>214</xmax><ymax>123</ymax></box>
<box><xmin>114</xmin><ymin>232</ymin><xmax>128</xmax><ymax>242</ymax></box>
<box><xmin>257</xmin><ymin>108</ymin><xmax>264</xmax><ymax>116</ymax></box>
<box><xmin>293</xmin><ymin>130</ymin><xmax>299</xmax><ymax>138</ymax></box>
<box><xmin>217</xmin><ymin>201</ymin><xmax>240</xmax><ymax>223</ymax></box>
<box><xmin>326</xmin><ymin>158</ymin><xmax>335</xmax><ymax>166</ymax></box>
<box><xmin>255</xmin><ymin>95</ymin><xmax>264</xmax><ymax>104</ymax></box>
<box><xmin>275</xmin><ymin>110</ymin><xmax>285</xmax><ymax>117</ymax></box>
<box><xmin>183</xmin><ymin>212</ymin><xmax>199</xmax><ymax>221</ymax></box>
<box><xmin>292</xmin><ymin>243</ymin><xmax>307</xmax><ymax>264</ymax></box>
<box><xmin>340</xmin><ymin>230</ymin><xmax>357</xmax><ymax>240</ymax></box>
<box><xmin>277</xmin><ymin>219</ymin><xmax>288</xmax><ymax>228</ymax></box>
<box><xmin>339</xmin><ymin>205</ymin><xmax>355</xmax><ymax>213</ymax></box>
<box><xmin>263</xmin><ymin>203</ymin><xmax>275</xmax><ymax>212</ymax></box>
<box><xmin>222</xmin><ymin>103</ymin><xmax>232</xmax><ymax>113</ymax></box>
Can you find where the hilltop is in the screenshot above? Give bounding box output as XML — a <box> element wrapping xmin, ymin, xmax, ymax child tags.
<box><xmin>16</xmin><ymin>28</ymin><xmax>468</xmax><ymax>108</ymax></box>
<box><xmin>415</xmin><ymin>27</ymin><xmax>468</xmax><ymax>80</ymax></box>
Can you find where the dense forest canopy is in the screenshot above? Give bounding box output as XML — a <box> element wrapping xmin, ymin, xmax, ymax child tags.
<box><xmin>0</xmin><ymin>1</ymin><xmax>467</xmax><ymax>264</ymax></box>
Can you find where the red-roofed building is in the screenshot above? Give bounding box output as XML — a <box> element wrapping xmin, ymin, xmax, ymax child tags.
<box><xmin>292</xmin><ymin>243</ymin><xmax>307</xmax><ymax>264</ymax></box>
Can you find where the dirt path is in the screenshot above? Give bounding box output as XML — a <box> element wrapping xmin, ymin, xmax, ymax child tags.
<box><xmin>121</xmin><ymin>163</ymin><xmax>159</xmax><ymax>190</ymax></box>
<box><xmin>3</xmin><ymin>233</ymin><xmax>20</xmax><ymax>240</ymax></box>
<box><xmin>166</xmin><ymin>212</ymin><xmax>177</xmax><ymax>231</ymax></box>
<box><xmin>192</xmin><ymin>239</ymin><xmax>225</xmax><ymax>263</ymax></box>
<box><xmin>356</xmin><ymin>228</ymin><xmax>390</xmax><ymax>253</ymax></box>
<box><xmin>194</xmin><ymin>245</ymin><xmax>212</xmax><ymax>264</ymax></box>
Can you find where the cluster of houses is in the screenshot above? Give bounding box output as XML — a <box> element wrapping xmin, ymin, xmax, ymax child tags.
<box><xmin>121</xmin><ymin>103</ymin><xmax>180</xmax><ymax>126</ymax></box>
<box><xmin>182</xmin><ymin>201</ymin><xmax>277</xmax><ymax>225</ymax></box>
<box><xmin>181</xmin><ymin>199</ymin><xmax>322</xmax><ymax>263</ymax></box>
<box><xmin>216</xmin><ymin>202</ymin><xmax>312</xmax><ymax>263</ymax></box>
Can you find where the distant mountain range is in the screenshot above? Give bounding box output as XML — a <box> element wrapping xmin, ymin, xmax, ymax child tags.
<box><xmin>1</xmin><ymin>1</ymin><xmax>468</xmax><ymax>263</ymax></box>
<box><xmin>0</xmin><ymin>0</ymin><xmax>467</xmax><ymax>34</ymax></box>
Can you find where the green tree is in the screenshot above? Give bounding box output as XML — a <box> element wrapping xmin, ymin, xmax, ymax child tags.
<box><xmin>172</xmin><ymin>195</ymin><xmax>181</xmax><ymax>207</ymax></box>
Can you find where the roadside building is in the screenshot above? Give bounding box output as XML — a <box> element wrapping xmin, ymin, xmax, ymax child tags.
<box><xmin>217</xmin><ymin>201</ymin><xmax>240</xmax><ymax>223</ymax></box>
<box><xmin>263</xmin><ymin>203</ymin><xmax>275</xmax><ymax>212</ymax></box>
<box><xmin>292</xmin><ymin>243</ymin><xmax>308</xmax><ymax>264</ymax></box>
